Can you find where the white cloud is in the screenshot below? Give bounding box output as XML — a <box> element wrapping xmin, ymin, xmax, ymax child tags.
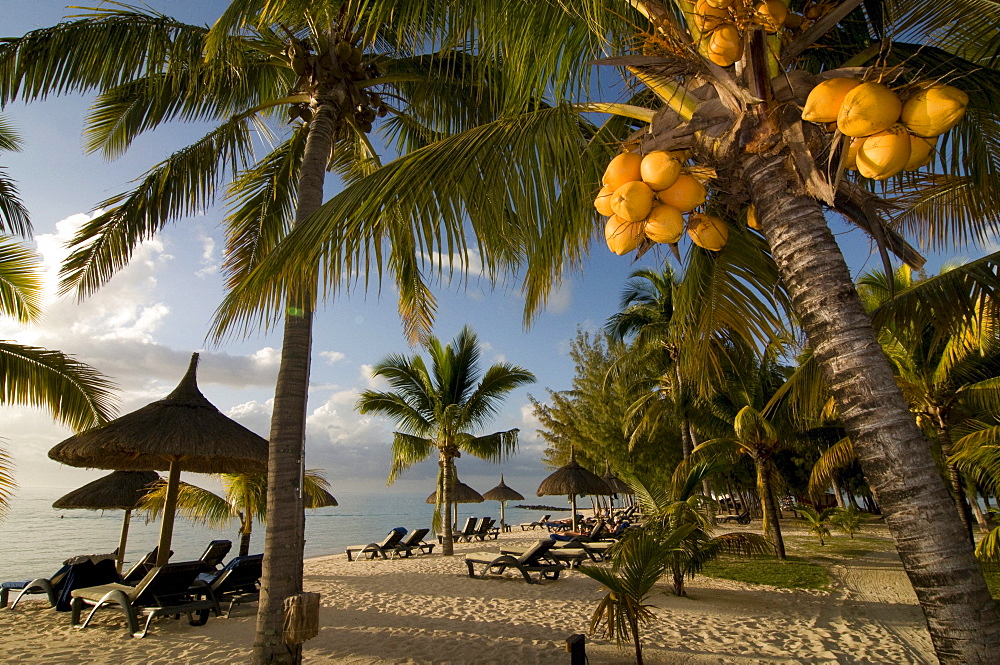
<box><xmin>195</xmin><ymin>233</ymin><xmax>219</xmax><ymax>277</ymax></box>
<box><xmin>358</xmin><ymin>363</ymin><xmax>386</xmax><ymax>390</ymax></box>
<box><xmin>545</xmin><ymin>280</ymin><xmax>573</xmax><ymax>314</ymax></box>
<box><xmin>320</xmin><ymin>351</ymin><xmax>345</xmax><ymax>364</ymax></box>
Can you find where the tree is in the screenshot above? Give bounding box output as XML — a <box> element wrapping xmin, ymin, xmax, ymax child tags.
<box><xmin>356</xmin><ymin>325</ymin><xmax>534</xmax><ymax>555</ymax></box>
<box><xmin>138</xmin><ymin>470</ymin><xmax>334</xmax><ymax>556</ymax></box>
<box><xmin>796</xmin><ymin>503</ymin><xmax>835</xmax><ymax>546</ymax></box>
<box><xmin>531</xmin><ymin>330</ymin><xmax>679</xmax><ymax>484</ymax></box>
<box><xmin>160</xmin><ymin>2</ymin><xmax>1000</xmax><ymax>658</ymax></box>
<box><xmin>0</xmin><ymin>115</ymin><xmax>116</xmax><ymax>516</ymax></box>
<box><xmin>1</xmin><ymin>5</ymin><xmax>519</xmax><ymax>662</ymax></box>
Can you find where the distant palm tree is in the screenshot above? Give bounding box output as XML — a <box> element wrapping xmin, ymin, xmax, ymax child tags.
<box><xmin>357</xmin><ymin>326</ymin><xmax>534</xmax><ymax>555</ymax></box>
<box><xmin>796</xmin><ymin>504</ymin><xmax>836</xmax><ymax>546</ymax></box>
<box><xmin>138</xmin><ymin>470</ymin><xmax>334</xmax><ymax>556</ymax></box>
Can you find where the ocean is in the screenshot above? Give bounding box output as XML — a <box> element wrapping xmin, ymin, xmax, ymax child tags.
<box><xmin>0</xmin><ymin>486</ymin><xmax>507</xmax><ymax>582</ymax></box>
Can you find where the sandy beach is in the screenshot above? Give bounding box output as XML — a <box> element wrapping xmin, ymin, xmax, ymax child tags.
<box><xmin>0</xmin><ymin>523</ymin><xmax>935</xmax><ymax>664</ymax></box>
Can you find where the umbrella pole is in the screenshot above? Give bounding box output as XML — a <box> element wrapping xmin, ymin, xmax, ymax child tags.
<box><xmin>156</xmin><ymin>460</ymin><xmax>181</xmax><ymax>567</ymax></box>
<box><xmin>571</xmin><ymin>494</ymin><xmax>578</xmax><ymax>532</ymax></box>
<box><xmin>500</xmin><ymin>501</ymin><xmax>506</xmax><ymax>531</ymax></box>
<box><xmin>116</xmin><ymin>509</ymin><xmax>132</xmax><ymax>573</ymax></box>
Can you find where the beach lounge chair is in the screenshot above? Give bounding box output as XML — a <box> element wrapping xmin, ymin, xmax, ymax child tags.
<box><xmin>464</xmin><ymin>540</ymin><xmax>564</xmax><ymax>583</ymax></box>
<box><xmin>500</xmin><ymin>543</ymin><xmax>589</xmax><ymax>568</ymax></box>
<box><xmin>550</xmin><ymin>518</ymin><xmax>607</xmax><ymax>543</ymax></box>
<box><xmin>391</xmin><ymin>529</ymin><xmax>434</xmax><ymax>558</ymax></box>
<box><xmin>441</xmin><ymin>517</ymin><xmax>479</xmax><ymax>544</ymax></box>
<box><xmin>345</xmin><ymin>528</ymin><xmax>407</xmax><ymax>561</ymax></box>
<box><xmin>472</xmin><ymin>517</ymin><xmax>499</xmax><ymax>541</ymax></box>
<box><xmin>121</xmin><ymin>547</ymin><xmax>171</xmax><ymax>585</ymax></box>
<box><xmin>195</xmin><ymin>554</ymin><xmax>263</xmax><ymax>617</ymax></box>
<box><xmin>1</xmin><ymin>553</ymin><xmax>119</xmax><ymax>611</ymax></box>
<box><xmin>518</xmin><ymin>514</ymin><xmax>551</xmax><ymax>531</ymax></box>
<box><xmin>70</xmin><ymin>561</ymin><xmax>217</xmax><ymax>638</ymax></box>
<box><xmin>198</xmin><ymin>540</ymin><xmax>232</xmax><ymax>571</ymax></box>
<box><xmin>719</xmin><ymin>510</ymin><xmax>751</xmax><ymax>525</ymax></box>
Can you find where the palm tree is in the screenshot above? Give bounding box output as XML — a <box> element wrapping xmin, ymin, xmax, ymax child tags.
<box><xmin>0</xmin><ymin>115</ymin><xmax>117</xmax><ymax>515</ymax></box>
<box><xmin>829</xmin><ymin>505</ymin><xmax>866</xmax><ymax>539</ymax></box>
<box><xmin>796</xmin><ymin>504</ymin><xmax>836</xmax><ymax>546</ymax></box>
<box><xmin>356</xmin><ymin>325</ymin><xmax>534</xmax><ymax>555</ymax></box>
<box><xmin>1</xmin><ymin>5</ymin><xmax>520</xmax><ymax>662</ymax></box>
<box><xmin>81</xmin><ymin>3</ymin><xmax>1000</xmax><ymax>658</ymax></box>
<box><xmin>138</xmin><ymin>470</ymin><xmax>334</xmax><ymax>557</ymax></box>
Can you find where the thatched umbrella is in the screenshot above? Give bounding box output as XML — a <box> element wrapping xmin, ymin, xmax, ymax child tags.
<box><xmin>602</xmin><ymin>470</ymin><xmax>633</xmax><ymax>513</ymax></box>
<box><xmin>53</xmin><ymin>470</ymin><xmax>159</xmax><ymax>573</ymax></box>
<box><xmin>536</xmin><ymin>450</ymin><xmax>612</xmax><ymax>531</ymax></box>
<box><xmin>482</xmin><ymin>475</ymin><xmax>524</xmax><ymax>532</ymax></box>
<box><xmin>49</xmin><ymin>354</ymin><xmax>268</xmax><ymax>566</ymax></box>
<box><xmin>426</xmin><ymin>474</ymin><xmax>484</xmax><ymax>527</ymax></box>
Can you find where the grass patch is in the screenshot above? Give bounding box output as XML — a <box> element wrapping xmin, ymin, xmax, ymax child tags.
<box><xmin>701</xmin><ymin>556</ymin><xmax>831</xmax><ymax>591</ymax></box>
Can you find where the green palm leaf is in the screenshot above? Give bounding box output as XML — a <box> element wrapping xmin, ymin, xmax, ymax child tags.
<box><xmin>0</xmin><ymin>237</ymin><xmax>43</xmax><ymax>323</ymax></box>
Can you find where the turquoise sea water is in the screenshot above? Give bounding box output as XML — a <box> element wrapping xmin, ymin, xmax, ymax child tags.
<box><xmin>0</xmin><ymin>486</ymin><xmax>502</xmax><ymax>582</ymax></box>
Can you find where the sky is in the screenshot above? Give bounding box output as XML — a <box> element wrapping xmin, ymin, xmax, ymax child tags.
<box><xmin>0</xmin><ymin>1</ymin><xmax>963</xmax><ymax>499</ymax></box>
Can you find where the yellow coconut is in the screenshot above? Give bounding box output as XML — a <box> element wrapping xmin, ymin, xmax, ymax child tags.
<box><xmin>746</xmin><ymin>205</ymin><xmax>762</xmax><ymax>231</ymax></box>
<box><xmin>644</xmin><ymin>204</ymin><xmax>686</xmax><ymax>244</ymax></box>
<box><xmin>904</xmin><ymin>135</ymin><xmax>937</xmax><ymax>171</ymax></box>
<box><xmin>605</xmin><ymin>215</ymin><xmax>644</xmax><ymax>255</ymax></box>
<box><xmin>901</xmin><ymin>84</ymin><xmax>969</xmax><ymax>138</ymax></box>
<box><xmin>802</xmin><ymin>77</ymin><xmax>861</xmax><ymax>123</ymax></box>
<box><xmin>640</xmin><ymin>151</ymin><xmax>682</xmax><ymax>191</ymax></box>
<box><xmin>694</xmin><ymin>0</ymin><xmax>729</xmax><ymax>32</ymax></box>
<box><xmin>657</xmin><ymin>174</ymin><xmax>707</xmax><ymax>212</ymax></box>
<box><xmin>610</xmin><ymin>180</ymin><xmax>656</xmax><ymax>222</ymax></box>
<box><xmin>707</xmin><ymin>23</ymin><xmax>743</xmax><ymax>66</ymax></box>
<box><xmin>837</xmin><ymin>82</ymin><xmax>902</xmax><ymax>137</ymax></box>
<box><xmin>704</xmin><ymin>0</ymin><xmax>733</xmax><ymax>7</ymax></box>
<box><xmin>755</xmin><ymin>1</ymin><xmax>788</xmax><ymax>33</ymax></box>
<box><xmin>688</xmin><ymin>213</ymin><xmax>729</xmax><ymax>251</ymax></box>
<box><xmin>602</xmin><ymin>152</ymin><xmax>643</xmax><ymax>190</ymax></box>
<box><xmin>594</xmin><ymin>184</ymin><xmax>615</xmax><ymax>216</ymax></box>
<box><xmin>857</xmin><ymin>124</ymin><xmax>911</xmax><ymax>180</ymax></box>
<box><xmin>784</xmin><ymin>12</ymin><xmax>804</xmax><ymax>29</ymax></box>
<box><xmin>843</xmin><ymin>137</ymin><xmax>863</xmax><ymax>171</ymax></box>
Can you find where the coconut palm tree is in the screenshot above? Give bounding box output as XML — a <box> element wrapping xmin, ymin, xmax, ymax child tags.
<box><xmin>0</xmin><ymin>4</ymin><xmax>525</xmax><ymax>661</ymax></box>
<box><xmin>0</xmin><ymin>115</ymin><xmax>116</xmax><ymax>515</ymax></box>
<box><xmin>356</xmin><ymin>325</ymin><xmax>534</xmax><ymax>555</ymax></box>
<box><xmin>796</xmin><ymin>503</ymin><xmax>836</xmax><ymax>546</ymax></box>
<box><xmin>118</xmin><ymin>2</ymin><xmax>1000</xmax><ymax>659</ymax></box>
<box><xmin>137</xmin><ymin>470</ymin><xmax>334</xmax><ymax>557</ymax></box>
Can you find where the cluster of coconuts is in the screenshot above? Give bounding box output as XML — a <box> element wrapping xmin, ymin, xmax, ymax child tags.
<box><xmin>801</xmin><ymin>78</ymin><xmax>969</xmax><ymax>179</ymax></box>
<box><xmin>693</xmin><ymin>0</ymin><xmax>810</xmax><ymax>67</ymax></box>
<box><xmin>596</xmin><ymin>151</ymin><xmax>730</xmax><ymax>255</ymax></box>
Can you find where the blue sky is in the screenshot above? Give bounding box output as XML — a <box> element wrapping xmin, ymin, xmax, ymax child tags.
<box><xmin>1</xmin><ymin>1</ymin><xmax>954</xmax><ymax>498</ymax></box>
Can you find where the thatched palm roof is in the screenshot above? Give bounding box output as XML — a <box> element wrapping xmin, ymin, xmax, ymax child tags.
<box><xmin>482</xmin><ymin>475</ymin><xmax>524</xmax><ymax>502</ymax></box>
<box><xmin>48</xmin><ymin>354</ymin><xmax>268</xmax><ymax>473</ymax></box>
<box><xmin>602</xmin><ymin>471</ymin><xmax>633</xmax><ymax>496</ymax></box>
<box><xmin>426</xmin><ymin>479</ymin><xmax>484</xmax><ymax>504</ymax></box>
<box><xmin>53</xmin><ymin>470</ymin><xmax>159</xmax><ymax>510</ymax></box>
<box><xmin>537</xmin><ymin>453</ymin><xmax>612</xmax><ymax>497</ymax></box>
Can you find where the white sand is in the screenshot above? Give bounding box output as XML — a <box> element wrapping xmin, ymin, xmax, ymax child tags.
<box><xmin>0</xmin><ymin>524</ymin><xmax>936</xmax><ymax>664</ymax></box>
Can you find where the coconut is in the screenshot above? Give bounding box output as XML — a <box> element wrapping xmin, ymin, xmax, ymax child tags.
<box><xmin>694</xmin><ymin>0</ymin><xmax>729</xmax><ymax>32</ymax></box>
<box><xmin>603</xmin><ymin>152</ymin><xmax>643</xmax><ymax>190</ymax></box>
<box><xmin>802</xmin><ymin>77</ymin><xmax>861</xmax><ymax>123</ymax></box>
<box><xmin>640</xmin><ymin>151</ymin><xmax>682</xmax><ymax>191</ymax></box>
<box><xmin>605</xmin><ymin>215</ymin><xmax>644</xmax><ymax>255</ymax></box>
<box><xmin>610</xmin><ymin>181</ymin><xmax>656</xmax><ymax>222</ymax></box>
<box><xmin>746</xmin><ymin>205</ymin><xmax>762</xmax><ymax>231</ymax></box>
<box><xmin>837</xmin><ymin>82</ymin><xmax>902</xmax><ymax>137</ymax></box>
<box><xmin>704</xmin><ymin>0</ymin><xmax>733</xmax><ymax>7</ymax></box>
<box><xmin>901</xmin><ymin>84</ymin><xmax>969</xmax><ymax>138</ymax></box>
<box><xmin>843</xmin><ymin>137</ymin><xmax>863</xmax><ymax>171</ymax></box>
<box><xmin>688</xmin><ymin>213</ymin><xmax>729</xmax><ymax>251</ymax></box>
<box><xmin>658</xmin><ymin>174</ymin><xmax>707</xmax><ymax>212</ymax></box>
<box><xmin>707</xmin><ymin>24</ymin><xmax>743</xmax><ymax>66</ymax></box>
<box><xmin>644</xmin><ymin>204</ymin><xmax>686</xmax><ymax>244</ymax></box>
<box><xmin>904</xmin><ymin>135</ymin><xmax>937</xmax><ymax>171</ymax></box>
<box><xmin>755</xmin><ymin>1</ymin><xmax>788</xmax><ymax>33</ymax></box>
<box><xmin>594</xmin><ymin>184</ymin><xmax>615</xmax><ymax>216</ymax></box>
<box><xmin>857</xmin><ymin>123</ymin><xmax>911</xmax><ymax>180</ymax></box>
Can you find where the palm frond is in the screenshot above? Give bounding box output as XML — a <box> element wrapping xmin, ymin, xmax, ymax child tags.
<box><xmin>808</xmin><ymin>437</ymin><xmax>857</xmax><ymax>500</ymax></box>
<box><xmin>0</xmin><ymin>342</ymin><xmax>117</xmax><ymax>430</ymax></box>
<box><xmin>138</xmin><ymin>479</ymin><xmax>234</xmax><ymax>528</ymax></box>
<box><xmin>0</xmin><ymin>442</ymin><xmax>15</xmax><ymax>519</ymax></box>
<box><xmin>459</xmin><ymin>429</ymin><xmax>518</xmax><ymax>463</ymax></box>
<box><xmin>0</xmin><ymin>237</ymin><xmax>43</xmax><ymax>323</ymax></box>
<box><xmin>387</xmin><ymin>432</ymin><xmax>434</xmax><ymax>485</ymax></box>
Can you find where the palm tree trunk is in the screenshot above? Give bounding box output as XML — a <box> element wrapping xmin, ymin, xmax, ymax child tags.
<box><xmin>934</xmin><ymin>414</ymin><xmax>975</xmax><ymax>543</ymax></box>
<box><xmin>831</xmin><ymin>477</ymin><xmax>846</xmax><ymax>509</ymax></box>
<box><xmin>969</xmin><ymin>490</ymin><xmax>990</xmax><ymax>533</ymax></box>
<box><xmin>742</xmin><ymin>151</ymin><xmax>1000</xmax><ymax>662</ymax></box>
<box><xmin>755</xmin><ymin>461</ymin><xmax>785</xmax><ymax>559</ymax></box>
<box><xmin>440</xmin><ymin>449</ymin><xmax>455</xmax><ymax>556</ymax></box>
<box><xmin>252</xmin><ymin>87</ymin><xmax>339</xmax><ymax>665</ymax></box>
